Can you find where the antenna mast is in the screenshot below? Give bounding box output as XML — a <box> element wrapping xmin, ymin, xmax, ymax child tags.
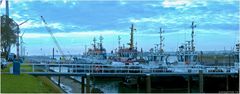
<box><xmin>129</xmin><ymin>24</ymin><xmax>136</xmax><ymax>50</ymax></box>
<box><xmin>191</xmin><ymin>21</ymin><xmax>196</xmax><ymax>52</ymax></box>
<box><xmin>159</xmin><ymin>28</ymin><xmax>164</xmax><ymax>53</ymax></box>
<box><xmin>99</xmin><ymin>35</ymin><xmax>103</xmax><ymax>50</ymax></box>
<box><xmin>93</xmin><ymin>37</ymin><xmax>96</xmax><ymax>50</ymax></box>
<box><xmin>118</xmin><ymin>36</ymin><xmax>121</xmax><ymax>50</ymax></box>
<box><xmin>6</xmin><ymin>0</ymin><xmax>9</xmax><ymax>16</ymax></box>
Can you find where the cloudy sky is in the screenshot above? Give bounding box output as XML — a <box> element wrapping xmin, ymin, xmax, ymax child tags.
<box><xmin>0</xmin><ymin>0</ymin><xmax>239</xmax><ymax>56</ymax></box>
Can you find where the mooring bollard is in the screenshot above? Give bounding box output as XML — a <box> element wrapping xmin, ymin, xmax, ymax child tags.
<box><xmin>58</xmin><ymin>75</ymin><xmax>61</xmax><ymax>86</ymax></box>
<box><xmin>86</xmin><ymin>73</ymin><xmax>90</xmax><ymax>93</ymax></box>
<box><xmin>81</xmin><ymin>77</ymin><xmax>85</xmax><ymax>93</ymax></box>
<box><xmin>146</xmin><ymin>74</ymin><xmax>151</xmax><ymax>93</ymax></box>
<box><xmin>187</xmin><ymin>69</ymin><xmax>192</xmax><ymax>93</ymax></box>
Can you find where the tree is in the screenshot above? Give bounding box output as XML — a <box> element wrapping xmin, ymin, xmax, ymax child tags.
<box><xmin>1</xmin><ymin>15</ymin><xmax>19</xmax><ymax>59</ymax></box>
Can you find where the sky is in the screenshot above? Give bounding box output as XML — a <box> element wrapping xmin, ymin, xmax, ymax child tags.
<box><xmin>0</xmin><ymin>0</ymin><xmax>239</xmax><ymax>56</ymax></box>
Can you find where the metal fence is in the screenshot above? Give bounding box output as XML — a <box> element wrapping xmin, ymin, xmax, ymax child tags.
<box><xmin>20</xmin><ymin>63</ymin><xmax>239</xmax><ymax>76</ymax></box>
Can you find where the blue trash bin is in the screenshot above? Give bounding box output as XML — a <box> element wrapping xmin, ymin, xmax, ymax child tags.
<box><xmin>13</xmin><ymin>61</ymin><xmax>20</xmax><ymax>75</ymax></box>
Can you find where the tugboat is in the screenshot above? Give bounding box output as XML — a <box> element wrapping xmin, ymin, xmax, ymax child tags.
<box><xmin>86</xmin><ymin>35</ymin><xmax>107</xmax><ymax>60</ymax></box>
<box><xmin>164</xmin><ymin>21</ymin><xmax>203</xmax><ymax>73</ymax></box>
<box><xmin>148</xmin><ymin>27</ymin><xmax>166</xmax><ymax>64</ymax></box>
<box><xmin>112</xmin><ymin>24</ymin><xmax>145</xmax><ymax>87</ymax></box>
<box><xmin>80</xmin><ymin>35</ymin><xmax>108</xmax><ymax>64</ymax></box>
<box><xmin>112</xmin><ymin>24</ymin><xmax>145</xmax><ymax>65</ymax></box>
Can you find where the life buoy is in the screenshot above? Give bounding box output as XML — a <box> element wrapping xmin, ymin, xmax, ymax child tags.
<box><xmin>95</xmin><ymin>65</ymin><xmax>101</xmax><ymax>72</ymax></box>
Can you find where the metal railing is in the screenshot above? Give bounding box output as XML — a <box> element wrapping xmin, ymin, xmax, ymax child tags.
<box><xmin>20</xmin><ymin>63</ymin><xmax>239</xmax><ymax>75</ymax></box>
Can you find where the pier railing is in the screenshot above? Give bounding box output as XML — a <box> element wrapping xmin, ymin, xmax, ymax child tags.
<box><xmin>20</xmin><ymin>63</ymin><xmax>239</xmax><ymax>76</ymax></box>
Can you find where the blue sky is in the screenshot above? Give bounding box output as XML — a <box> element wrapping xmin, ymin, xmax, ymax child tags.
<box><xmin>0</xmin><ymin>0</ymin><xmax>239</xmax><ymax>55</ymax></box>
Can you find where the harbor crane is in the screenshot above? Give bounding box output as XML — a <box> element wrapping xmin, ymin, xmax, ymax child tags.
<box><xmin>40</xmin><ymin>16</ymin><xmax>66</xmax><ymax>60</ymax></box>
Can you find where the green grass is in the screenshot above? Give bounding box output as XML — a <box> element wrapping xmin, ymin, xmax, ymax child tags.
<box><xmin>1</xmin><ymin>63</ymin><xmax>40</xmax><ymax>72</ymax></box>
<box><xmin>1</xmin><ymin>74</ymin><xmax>62</xmax><ymax>93</ymax></box>
<box><xmin>1</xmin><ymin>62</ymin><xmax>63</xmax><ymax>93</ymax></box>
<box><xmin>20</xmin><ymin>64</ymin><xmax>33</xmax><ymax>72</ymax></box>
<box><xmin>1</xmin><ymin>63</ymin><xmax>13</xmax><ymax>72</ymax></box>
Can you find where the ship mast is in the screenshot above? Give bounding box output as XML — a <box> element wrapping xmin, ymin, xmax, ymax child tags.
<box><xmin>135</xmin><ymin>42</ymin><xmax>137</xmax><ymax>50</ymax></box>
<box><xmin>191</xmin><ymin>21</ymin><xmax>196</xmax><ymax>52</ymax></box>
<box><xmin>159</xmin><ymin>28</ymin><xmax>164</xmax><ymax>53</ymax></box>
<box><xmin>118</xmin><ymin>36</ymin><xmax>121</xmax><ymax>50</ymax></box>
<box><xmin>99</xmin><ymin>35</ymin><xmax>103</xmax><ymax>51</ymax></box>
<box><xmin>93</xmin><ymin>37</ymin><xmax>96</xmax><ymax>50</ymax></box>
<box><xmin>154</xmin><ymin>44</ymin><xmax>159</xmax><ymax>52</ymax></box>
<box><xmin>6</xmin><ymin>0</ymin><xmax>9</xmax><ymax>16</ymax></box>
<box><xmin>129</xmin><ymin>24</ymin><xmax>136</xmax><ymax>50</ymax></box>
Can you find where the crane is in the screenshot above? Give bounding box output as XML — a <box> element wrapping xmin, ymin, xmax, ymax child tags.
<box><xmin>40</xmin><ymin>16</ymin><xmax>66</xmax><ymax>60</ymax></box>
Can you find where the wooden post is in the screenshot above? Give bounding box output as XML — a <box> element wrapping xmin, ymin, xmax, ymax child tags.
<box><xmin>58</xmin><ymin>76</ymin><xmax>61</xmax><ymax>86</ymax></box>
<box><xmin>226</xmin><ymin>75</ymin><xmax>229</xmax><ymax>91</ymax></box>
<box><xmin>32</xmin><ymin>64</ymin><xmax>34</xmax><ymax>72</ymax></box>
<box><xmin>86</xmin><ymin>73</ymin><xmax>90</xmax><ymax>93</ymax></box>
<box><xmin>188</xmin><ymin>75</ymin><xmax>192</xmax><ymax>93</ymax></box>
<box><xmin>239</xmin><ymin>69</ymin><xmax>240</xmax><ymax>92</ymax></box>
<box><xmin>146</xmin><ymin>74</ymin><xmax>151</xmax><ymax>93</ymax></box>
<box><xmin>52</xmin><ymin>48</ymin><xmax>55</xmax><ymax>59</ymax></box>
<box><xmin>81</xmin><ymin>77</ymin><xmax>85</xmax><ymax>93</ymax></box>
<box><xmin>199</xmin><ymin>70</ymin><xmax>204</xmax><ymax>93</ymax></box>
<box><xmin>58</xmin><ymin>62</ymin><xmax>61</xmax><ymax>87</ymax></box>
<box><xmin>137</xmin><ymin>77</ymin><xmax>140</xmax><ymax>93</ymax></box>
